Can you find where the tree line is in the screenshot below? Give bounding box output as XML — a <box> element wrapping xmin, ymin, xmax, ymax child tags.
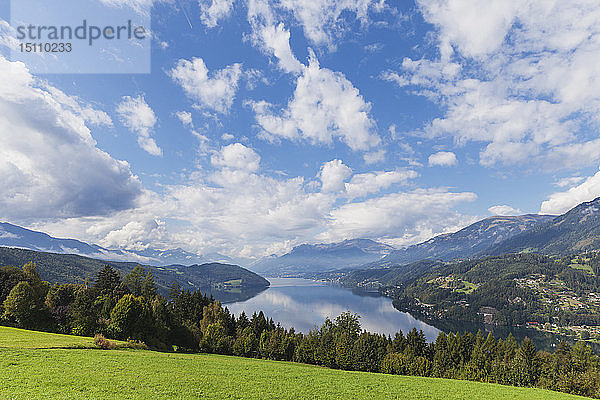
<box><xmin>2</xmin><ymin>262</ymin><xmax>600</xmax><ymax>398</ymax></box>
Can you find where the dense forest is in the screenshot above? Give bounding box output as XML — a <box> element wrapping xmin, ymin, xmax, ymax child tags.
<box><xmin>3</xmin><ymin>262</ymin><xmax>600</xmax><ymax>398</ymax></box>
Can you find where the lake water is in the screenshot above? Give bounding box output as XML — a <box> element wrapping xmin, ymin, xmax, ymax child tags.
<box><xmin>222</xmin><ymin>278</ymin><xmax>440</xmax><ymax>341</ymax></box>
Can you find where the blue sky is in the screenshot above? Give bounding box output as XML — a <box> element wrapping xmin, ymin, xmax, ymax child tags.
<box><xmin>1</xmin><ymin>0</ymin><xmax>600</xmax><ymax>260</ymax></box>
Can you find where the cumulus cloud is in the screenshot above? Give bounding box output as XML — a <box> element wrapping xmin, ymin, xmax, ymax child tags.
<box><xmin>169</xmin><ymin>57</ymin><xmax>242</xmax><ymax>114</ymax></box>
<box><xmin>251</xmin><ymin>51</ymin><xmax>380</xmax><ymax>151</ymax></box>
<box><xmin>0</xmin><ymin>56</ymin><xmax>142</xmax><ymax>219</ymax></box>
<box><xmin>247</xmin><ymin>0</ymin><xmax>303</xmax><ymax>74</ymax></box>
<box><xmin>29</xmin><ymin>148</ymin><xmax>474</xmax><ymax>258</ymax></box>
<box><xmin>320</xmin><ymin>188</ymin><xmax>477</xmax><ymax>245</ymax></box>
<box><xmin>319</xmin><ymin>159</ymin><xmax>352</xmax><ymax>193</ymax></box>
<box><xmin>386</xmin><ymin>0</ymin><xmax>600</xmax><ymax>170</ymax></box>
<box><xmin>428</xmin><ymin>151</ymin><xmax>457</xmax><ymax>167</ymax></box>
<box><xmin>488</xmin><ymin>205</ymin><xmax>522</xmax><ymax>216</ymax></box>
<box><xmin>540</xmin><ymin>168</ymin><xmax>600</xmax><ymax>215</ymax></box>
<box><xmin>210</xmin><ymin>143</ymin><xmax>261</xmax><ymax>173</ymax></box>
<box><xmin>199</xmin><ymin>0</ymin><xmax>235</xmax><ymax>28</ymax></box>
<box><xmin>116</xmin><ymin>95</ymin><xmax>161</xmax><ymax>156</ymax></box>
<box><xmin>417</xmin><ymin>0</ymin><xmax>519</xmax><ymax>59</ymax></box>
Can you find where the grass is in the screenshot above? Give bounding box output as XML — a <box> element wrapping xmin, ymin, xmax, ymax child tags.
<box><xmin>0</xmin><ymin>326</ymin><xmax>590</xmax><ymax>400</ymax></box>
<box><xmin>455</xmin><ymin>281</ymin><xmax>478</xmax><ymax>294</ymax></box>
<box><xmin>0</xmin><ymin>326</ymin><xmax>94</xmax><ymax>349</ymax></box>
<box><xmin>569</xmin><ymin>262</ymin><xmax>594</xmax><ymax>275</ymax></box>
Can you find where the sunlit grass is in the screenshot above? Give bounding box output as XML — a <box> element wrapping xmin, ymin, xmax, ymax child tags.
<box><xmin>0</xmin><ymin>326</ymin><xmax>589</xmax><ymax>400</ymax></box>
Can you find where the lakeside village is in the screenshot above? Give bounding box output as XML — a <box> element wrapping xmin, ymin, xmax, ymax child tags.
<box><xmin>343</xmin><ymin>272</ymin><xmax>600</xmax><ymax>344</ymax></box>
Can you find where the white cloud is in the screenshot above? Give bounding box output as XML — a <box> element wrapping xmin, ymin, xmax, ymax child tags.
<box><xmin>388</xmin><ymin>1</ymin><xmax>600</xmax><ymax>170</ymax></box>
<box><xmin>320</xmin><ymin>188</ymin><xmax>477</xmax><ymax>245</ymax></box>
<box><xmin>247</xmin><ymin>0</ymin><xmax>303</xmax><ymax>74</ymax></box>
<box><xmin>345</xmin><ymin>169</ymin><xmax>418</xmax><ymax>199</ymax></box>
<box><xmin>116</xmin><ymin>95</ymin><xmax>162</xmax><ymax>156</ymax></box>
<box><xmin>417</xmin><ymin>0</ymin><xmax>520</xmax><ymax>59</ymax></box>
<box><xmin>169</xmin><ymin>57</ymin><xmax>242</xmax><ymax>114</ymax></box>
<box><xmin>210</xmin><ymin>143</ymin><xmax>261</xmax><ymax>173</ymax></box>
<box><xmin>221</xmin><ymin>133</ymin><xmax>235</xmax><ymax>141</ymax></box>
<box><xmin>28</xmin><ymin>149</ymin><xmax>475</xmax><ymax>258</ymax></box>
<box><xmin>199</xmin><ymin>0</ymin><xmax>235</xmax><ymax>28</ymax></box>
<box><xmin>555</xmin><ymin>176</ymin><xmax>584</xmax><ymax>188</ymax></box>
<box><xmin>175</xmin><ymin>110</ymin><xmax>193</xmax><ymax>128</ymax></box>
<box><xmin>278</xmin><ymin>0</ymin><xmax>384</xmax><ymax>49</ymax></box>
<box><xmin>363</xmin><ymin>149</ymin><xmax>386</xmax><ymax>164</ymax></box>
<box><xmin>0</xmin><ymin>56</ymin><xmax>141</xmax><ymax>219</ymax></box>
<box><xmin>319</xmin><ymin>159</ymin><xmax>352</xmax><ymax>193</ymax></box>
<box><xmin>428</xmin><ymin>151</ymin><xmax>457</xmax><ymax>167</ymax></box>
<box><xmin>540</xmin><ymin>168</ymin><xmax>600</xmax><ymax>215</ymax></box>
<box><xmin>247</xmin><ymin>0</ymin><xmax>386</xmax><ymax>71</ymax></box>
<box><xmin>251</xmin><ymin>51</ymin><xmax>380</xmax><ymax>151</ymax></box>
<box><xmin>379</xmin><ymin>70</ymin><xmax>409</xmax><ymax>87</ymax></box>
<box><xmin>488</xmin><ymin>205</ymin><xmax>522</xmax><ymax>216</ymax></box>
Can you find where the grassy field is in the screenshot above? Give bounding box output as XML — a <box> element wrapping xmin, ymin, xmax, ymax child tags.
<box><xmin>0</xmin><ymin>327</ymin><xmax>590</xmax><ymax>400</ymax></box>
<box><xmin>570</xmin><ymin>262</ymin><xmax>594</xmax><ymax>275</ymax></box>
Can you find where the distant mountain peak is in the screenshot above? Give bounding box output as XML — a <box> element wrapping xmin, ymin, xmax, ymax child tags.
<box><xmin>251</xmin><ymin>238</ymin><xmax>394</xmax><ymax>276</ymax></box>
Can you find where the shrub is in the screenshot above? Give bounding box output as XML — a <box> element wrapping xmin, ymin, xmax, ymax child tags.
<box><xmin>125</xmin><ymin>339</ymin><xmax>148</xmax><ymax>350</ymax></box>
<box><xmin>94</xmin><ymin>334</ymin><xmax>116</xmax><ymax>349</ymax></box>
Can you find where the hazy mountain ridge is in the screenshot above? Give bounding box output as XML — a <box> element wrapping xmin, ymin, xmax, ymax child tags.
<box><xmin>250</xmin><ymin>239</ymin><xmax>395</xmax><ymax>276</ymax></box>
<box><xmin>0</xmin><ymin>222</ymin><xmax>229</xmax><ymax>267</ymax></box>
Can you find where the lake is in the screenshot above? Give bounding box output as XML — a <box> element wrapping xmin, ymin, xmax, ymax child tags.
<box><xmin>208</xmin><ymin>278</ymin><xmax>600</xmax><ymax>352</ymax></box>
<box><xmin>219</xmin><ymin>278</ymin><xmax>440</xmax><ymax>341</ymax></box>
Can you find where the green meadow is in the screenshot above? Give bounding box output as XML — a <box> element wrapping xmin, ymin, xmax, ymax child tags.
<box><xmin>0</xmin><ymin>326</ymin><xmax>589</xmax><ymax>400</ymax></box>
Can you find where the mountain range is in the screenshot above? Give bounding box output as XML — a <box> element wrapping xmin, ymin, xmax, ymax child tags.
<box><xmin>366</xmin><ymin>214</ymin><xmax>556</xmax><ymax>269</ymax></box>
<box><xmin>484</xmin><ymin>197</ymin><xmax>600</xmax><ymax>256</ymax></box>
<box><xmin>0</xmin><ymin>222</ymin><xmax>231</xmax><ymax>267</ymax></box>
<box><xmin>252</xmin><ymin>198</ymin><xmax>600</xmax><ymax>275</ymax></box>
<box><xmin>249</xmin><ymin>239</ymin><xmax>394</xmax><ymax>276</ymax></box>
<box><xmin>5</xmin><ymin>196</ymin><xmax>600</xmax><ymax>278</ymax></box>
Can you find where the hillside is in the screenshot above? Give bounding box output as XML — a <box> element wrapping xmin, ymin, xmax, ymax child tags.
<box><xmin>366</xmin><ymin>214</ymin><xmax>555</xmax><ymax>268</ymax></box>
<box><xmin>0</xmin><ymin>246</ymin><xmax>269</xmax><ymax>294</ymax></box>
<box><xmin>383</xmin><ymin>253</ymin><xmax>600</xmax><ymax>334</ymax></box>
<box><xmin>485</xmin><ymin>197</ymin><xmax>600</xmax><ymax>256</ymax></box>
<box><xmin>0</xmin><ymin>327</ymin><xmax>586</xmax><ymax>400</ymax></box>
<box><xmin>251</xmin><ymin>239</ymin><xmax>394</xmax><ymax>276</ymax></box>
<box><xmin>319</xmin><ymin>260</ymin><xmax>442</xmax><ymax>291</ymax></box>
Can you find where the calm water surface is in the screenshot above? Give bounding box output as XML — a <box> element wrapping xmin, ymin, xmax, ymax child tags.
<box><xmin>224</xmin><ymin>278</ymin><xmax>440</xmax><ymax>341</ymax></box>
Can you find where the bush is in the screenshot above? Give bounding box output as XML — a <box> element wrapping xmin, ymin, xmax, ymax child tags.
<box><xmin>94</xmin><ymin>334</ymin><xmax>116</xmax><ymax>349</ymax></box>
<box><xmin>125</xmin><ymin>339</ymin><xmax>148</xmax><ymax>350</ymax></box>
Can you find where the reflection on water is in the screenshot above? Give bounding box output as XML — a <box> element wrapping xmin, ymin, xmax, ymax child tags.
<box><xmin>224</xmin><ymin>278</ymin><xmax>440</xmax><ymax>341</ymax></box>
